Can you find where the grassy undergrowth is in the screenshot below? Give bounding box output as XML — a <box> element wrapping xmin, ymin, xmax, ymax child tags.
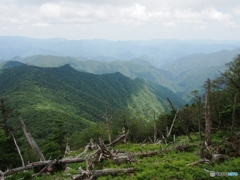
<box><xmin>6</xmin><ymin>131</ymin><xmax>240</xmax><ymax>180</ymax></box>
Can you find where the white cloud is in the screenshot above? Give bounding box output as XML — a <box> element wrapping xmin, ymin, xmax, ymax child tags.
<box><xmin>194</xmin><ymin>25</ymin><xmax>208</xmax><ymax>30</ymax></box>
<box><xmin>162</xmin><ymin>22</ymin><xmax>176</xmax><ymax>27</ymax></box>
<box><xmin>0</xmin><ymin>0</ymin><xmax>239</xmax><ymax>40</ymax></box>
<box><xmin>225</xmin><ymin>21</ymin><xmax>240</xmax><ymax>28</ymax></box>
<box><xmin>0</xmin><ymin>2</ymin><xmax>233</xmax><ymax>27</ymax></box>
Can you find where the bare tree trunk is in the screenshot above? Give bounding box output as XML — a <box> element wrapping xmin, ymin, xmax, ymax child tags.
<box><xmin>166</xmin><ymin>126</ymin><xmax>169</xmax><ymax>137</ymax></box>
<box><xmin>198</xmin><ymin>96</ymin><xmax>202</xmax><ymax>140</ymax></box>
<box><xmin>167</xmin><ymin>98</ymin><xmax>176</xmax><ymax>112</ymax></box>
<box><xmin>167</xmin><ymin>109</ymin><xmax>178</xmax><ymax>137</ymax></box>
<box><xmin>153</xmin><ymin>110</ymin><xmax>157</xmax><ymax>143</ymax></box>
<box><xmin>12</xmin><ymin>133</ymin><xmax>25</xmax><ymax>167</ymax></box>
<box><xmin>205</xmin><ymin>79</ymin><xmax>211</xmax><ymax>146</ymax></box>
<box><xmin>103</xmin><ymin>103</ymin><xmax>112</xmax><ymax>143</ymax></box>
<box><xmin>231</xmin><ymin>93</ymin><xmax>238</xmax><ymax>136</ymax></box>
<box><xmin>19</xmin><ymin>117</ymin><xmax>46</xmax><ymax>161</ymax></box>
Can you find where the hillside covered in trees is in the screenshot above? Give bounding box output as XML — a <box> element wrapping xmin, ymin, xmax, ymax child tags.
<box><xmin>0</xmin><ymin>53</ymin><xmax>240</xmax><ymax>179</ymax></box>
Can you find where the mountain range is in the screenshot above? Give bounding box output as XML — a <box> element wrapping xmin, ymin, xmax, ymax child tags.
<box><xmin>0</xmin><ymin>62</ymin><xmax>184</xmax><ymax>138</ymax></box>
<box><xmin>1</xmin><ymin>36</ymin><xmax>240</xmax><ymax>67</ymax></box>
<box><xmin>6</xmin><ymin>47</ymin><xmax>240</xmax><ymax>99</ymax></box>
<box><xmin>1</xmin><ymin>36</ymin><xmax>240</xmax><ymax>138</ymax></box>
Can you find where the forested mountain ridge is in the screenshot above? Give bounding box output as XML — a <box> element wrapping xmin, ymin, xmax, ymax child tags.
<box><xmin>161</xmin><ymin>48</ymin><xmax>240</xmax><ymax>77</ymax></box>
<box><xmin>13</xmin><ymin>47</ymin><xmax>240</xmax><ymax>98</ymax></box>
<box><xmin>160</xmin><ymin>48</ymin><xmax>240</xmax><ymax>95</ymax></box>
<box><xmin>0</xmin><ymin>64</ymin><xmax>185</xmax><ymax>139</ymax></box>
<box><xmin>14</xmin><ymin>55</ymin><xmax>179</xmax><ymax>92</ymax></box>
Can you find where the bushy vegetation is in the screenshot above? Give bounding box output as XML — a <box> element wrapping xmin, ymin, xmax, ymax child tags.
<box><xmin>5</xmin><ymin>133</ymin><xmax>240</xmax><ymax>180</ymax></box>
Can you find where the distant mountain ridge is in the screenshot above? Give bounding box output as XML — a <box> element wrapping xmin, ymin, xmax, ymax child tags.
<box><xmin>11</xmin><ymin>47</ymin><xmax>240</xmax><ymax>97</ymax></box>
<box><xmin>13</xmin><ymin>55</ymin><xmax>179</xmax><ymax>93</ymax></box>
<box><xmin>161</xmin><ymin>48</ymin><xmax>240</xmax><ymax>95</ymax></box>
<box><xmin>1</xmin><ymin>36</ymin><xmax>240</xmax><ymax>67</ymax></box>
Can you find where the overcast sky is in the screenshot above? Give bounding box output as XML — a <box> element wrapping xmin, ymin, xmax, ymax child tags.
<box><xmin>0</xmin><ymin>0</ymin><xmax>240</xmax><ymax>40</ymax></box>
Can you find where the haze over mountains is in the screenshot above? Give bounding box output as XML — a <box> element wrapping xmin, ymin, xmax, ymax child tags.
<box><xmin>1</xmin><ymin>36</ymin><xmax>239</xmax><ymax>98</ymax></box>
<box><xmin>1</xmin><ymin>36</ymin><xmax>240</xmax><ymax>67</ymax></box>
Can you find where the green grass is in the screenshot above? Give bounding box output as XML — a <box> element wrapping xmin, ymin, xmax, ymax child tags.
<box><xmin>6</xmin><ymin>132</ymin><xmax>240</xmax><ymax>180</ymax></box>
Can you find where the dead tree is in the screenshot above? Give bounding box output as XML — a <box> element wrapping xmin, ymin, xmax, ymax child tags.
<box><xmin>12</xmin><ymin>133</ymin><xmax>25</xmax><ymax>167</ymax></box>
<box><xmin>205</xmin><ymin>79</ymin><xmax>211</xmax><ymax>146</ymax></box>
<box><xmin>107</xmin><ymin>131</ymin><xmax>129</xmax><ymax>147</ymax></box>
<box><xmin>167</xmin><ymin>109</ymin><xmax>179</xmax><ymax>138</ymax></box>
<box><xmin>198</xmin><ymin>96</ymin><xmax>202</xmax><ymax>140</ymax></box>
<box><xmin>103</xmin><ymin>103</ymin><xmax>112</xmax><ymax>143</ymax></box>
<box><xmin>19</xmin><ymin>117</ymin><xmax>46</xmax><ymax>161</ymax></box>
<box><xmin>153</xmin><ymin>110</ymin><xmax>157</xmax><ymax>143</ymax></box>
<box><xmin>2</xmin><ymin>157</ymin><xmax>85</xmax><ymax>177</ymax></box>
<box><xmin>231</xmin><ymin>93</ymin><xmax>238</xmax><ymax>136</ymax></box>
<box><xmin>77</xmin><ymin>138</ymin><xmax>97</xmax><ymax>158</ymax></box>
<box><xmin>167</xmin><ymin>98</ymin><xmax>176</xmax><ymax>112</ymax></box>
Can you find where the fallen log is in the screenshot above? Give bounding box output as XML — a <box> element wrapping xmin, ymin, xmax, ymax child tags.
<box><xmin>134</xmin><ymin>150</ymin><xmax>159</xmax><ymax>158</ymax></box>
<box><xmin>34</xmin><ymin>159</ymin><xmax>57</xmax><ymax>177</ymax></box>
<box><xmin>71</xmin><ymin>167</ymin><xmax>136</xmax><ymax>180</ymax></box>
<box><xmin>113</xmin><ymin>153</ymin><xmax>136</xmax><ymax>165</ymax></box>
<box><xmin>2</xmin><ymin>157</ymin><xmax>85</xmax><ymax>177</ymax></box>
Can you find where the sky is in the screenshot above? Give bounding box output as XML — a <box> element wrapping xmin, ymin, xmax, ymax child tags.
<box><xmin>0</xmin><ymin>0</ymin><xmax>240</xmax><ymax>40</ymax></box>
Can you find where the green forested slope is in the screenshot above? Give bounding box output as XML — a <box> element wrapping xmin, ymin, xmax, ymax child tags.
<box><xmin>15</xmin><ymin>55</ymin><xmax>179</xmax><ymax>92</ymax></box>
<box><xmin>0</xmin><ymin>64</ymin><xmax>184</xmax><ymax>138</ymax></box>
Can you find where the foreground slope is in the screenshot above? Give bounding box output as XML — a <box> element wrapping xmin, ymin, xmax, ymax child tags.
<box><xmin>0</xmin><ymin>64</ymin><xmax>184</xmax><ymax>137</ymax></box>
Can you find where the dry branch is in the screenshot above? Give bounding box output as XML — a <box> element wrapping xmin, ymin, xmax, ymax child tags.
<box><xmin>19</xmin><ymin>117</ymin><xmax>46</xmax><ymax>161</ymax></box>
<box><xmin>167</xmin><ymin>109</ymin><xmax>179</xmax><ymax>137</ymax></box>
<box><xmin>12</xmin><ymin>133</ymin><xmax>25</xmax><ymax>167</ymax></box>
<box><xmin>187</xmin><ymin>158</ymin><xmax>212</xmax><ymax>166</ymax></box>
<box><xmin>107</xmin><ymin>131</ymin><xmax>129</xmax><ymax>147</ymax></box>
<box><xmin>77</xmin><ymin>139</ymin><xmax>97</xmax><ymax>158</ymax></box>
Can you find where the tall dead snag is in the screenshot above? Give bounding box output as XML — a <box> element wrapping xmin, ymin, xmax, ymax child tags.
<box><xmin>167</xmin><ymin>98</ymin><xmax>176</xmax><ymax>112</ymax></box>
<box><xmin>153</xmin><ymin>110</ymin><xmax>157</xmax><ymax>143</ymax></box>
<box><xmin>19</xmin><ymin>117</ymin><xmax>46</xmax><ymax>161</ymax></box>
<box><xmin>198</xmin><ymin>96</ymin><xmax>202</xmax><ymax>140</ymax></box>
<box><xmin>205</xmin><ymin>78</ymin><xmax>211</xmax><ymax>146</ymax></box>
<box><xmin>167</xmin><ymin>109</ymin><xmax>178</xmax><ymax>138</ymax></box>
<box><xmin>231</xmin><ymin>93</ymin><xmax>238</xmax><ymax>136</ymax></box>
<box><xmin>103</xmin><ymin>103</ymin><xmax>112</xmax><ymax>143</ymax></box>
<box><xmin>12</xmin><ymin>133</ymin><xmax>25</xmax><ymax>167</ymax></box>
